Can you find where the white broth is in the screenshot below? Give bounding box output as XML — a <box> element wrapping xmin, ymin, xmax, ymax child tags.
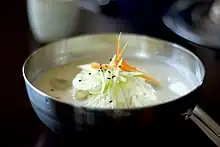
<box><xmin>35</xmin><ymin>57</ymin><xmax>199</xmax><ymax>107</ymax></box>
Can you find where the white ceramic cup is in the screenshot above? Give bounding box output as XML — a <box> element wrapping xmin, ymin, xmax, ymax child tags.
<box><xmin>27</xmin><ymin>0</ymin><xmax>80</xmax><ymax>43</ymax></box>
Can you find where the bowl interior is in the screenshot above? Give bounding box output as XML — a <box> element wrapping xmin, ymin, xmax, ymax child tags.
<box><xmin>23</xmin><ymin>33</ymin><xmax>205</xmax><ymax>105</ymax></box>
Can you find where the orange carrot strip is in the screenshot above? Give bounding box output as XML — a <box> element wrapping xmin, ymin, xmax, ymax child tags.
<box><xmin>91</xmin><ymin>62</ymin><xmax>112</xmax><ymax>70</ymax></box>
<box><xmin>122</xmin><ymin>60</ymin><xmax>139</xmax><ymax>71</ymax></box>
<box><xmin>91</xmin><ymin>62</ymin><xmax>101</xmax><ymax>68</ymax></box>
<box><xmin>121</xmin><ymin>60</ymin><xmax>131</xmax><ymax>68</ymax></box>
<box><xmin>120</xmin><ymin>66</ymin><xmax>133</xmax><ymax>72</ymax></box>
<box><xmin>122</xmin><ymin>60</ymin><xmax>146</xmax><ymax>73</ymax></box>
<box><xmin>120</xmin><ymin>61</ymin><xmax>161</xmax><ymax>85</ymax></box>
<box><xmin>141</xmin><ymin>75</ymin><xmax>161</xmax><ymax>85</ymax></box>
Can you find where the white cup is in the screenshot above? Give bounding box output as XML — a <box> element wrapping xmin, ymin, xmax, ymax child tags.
<box><xmin>27</xmin><ymin>0</ymin><xmax>80</xmax><ymax>43</ymax></box>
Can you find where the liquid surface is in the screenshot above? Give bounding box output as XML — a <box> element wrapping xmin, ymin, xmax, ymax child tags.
<box><xmin>35</xmin><ymin>57</ymin><xmax>199</xmax><ymax>107</ymax></box>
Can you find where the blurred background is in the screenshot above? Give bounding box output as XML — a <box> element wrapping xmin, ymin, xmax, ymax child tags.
<box><xmin>1</xmin><ymin>0</ymin><xmax>220</xmax><ymax>146</ymax></box>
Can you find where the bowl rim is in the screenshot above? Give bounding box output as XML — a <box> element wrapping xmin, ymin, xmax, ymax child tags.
<box><xmin>22</xmin><ymin>33</ymin><xmax>206</xmax><ymax>111</ymax></box>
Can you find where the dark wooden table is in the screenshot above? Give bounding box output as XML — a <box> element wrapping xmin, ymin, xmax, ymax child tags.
<box><xmin>1</xmin><ymin>1</ymin><xmax>220</xmax><ymax>147</ymax></box>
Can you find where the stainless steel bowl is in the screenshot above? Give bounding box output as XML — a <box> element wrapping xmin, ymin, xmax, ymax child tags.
<box><xmin>22</xmin><ymin>33</ymin><xmax>205</xmax><ymax>135</ymax></box>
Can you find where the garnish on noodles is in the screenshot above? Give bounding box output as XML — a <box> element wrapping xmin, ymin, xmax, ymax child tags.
<box><xmin>72</xmin><ymin>33</ymin><xmax>161</xmax><ymax>108</ymax></box>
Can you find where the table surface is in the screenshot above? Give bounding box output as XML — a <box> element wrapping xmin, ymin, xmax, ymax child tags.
<box><xmin>1</xmin><ymin>2</ymin><xmax>220</xmax><ymax>147</ymax></box>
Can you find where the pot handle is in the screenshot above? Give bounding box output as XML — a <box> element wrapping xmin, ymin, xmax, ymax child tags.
<box><xmin>162</xmin><ymin>0</ymin><xmax>220</xmax><ymax>48</ymax></box>
<box><xmin>190</xmin><ymin>106</ymin><xmax>220</xmax><ymax>146</ymax></box>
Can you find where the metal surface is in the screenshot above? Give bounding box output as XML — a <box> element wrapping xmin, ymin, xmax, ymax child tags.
<box><xmin>191</xmin><ymin>106</ymin><xmax>220</xmax><ymax>146</ymax></box>
<box><xmin>209</xmin><ymin>0</ymin><xmax>220</xmax><ymax>24</ymax></box>
<box><xmin>180</xmin><ymin>105</ymin><xmax>220</xmax><ymax>146</ymax></box>
<box><xmin>163</xmin><ymin>0</ymin><xmax>220</xmax><ymax>49</ymax></box>
<box><xmin>22</xmin><ymin>34</ymin><xmax>205</xmax><ymax>134</ymax></box>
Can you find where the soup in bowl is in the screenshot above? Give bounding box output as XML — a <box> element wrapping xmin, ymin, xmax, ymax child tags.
<box><xmin>22</xmin><ymin>33</ymin><xmax>205</xmax><ymax>134</ymax></box>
